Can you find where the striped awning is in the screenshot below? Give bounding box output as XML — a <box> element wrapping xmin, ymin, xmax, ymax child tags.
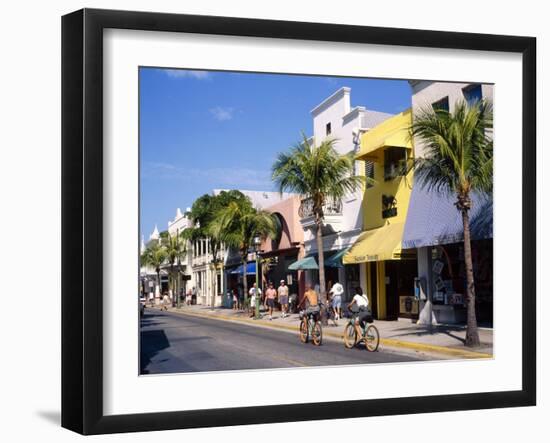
<box><xmin>402</xmin><ymin>186</ymin><xmax>493</xmax><ymax>249</ymax></box>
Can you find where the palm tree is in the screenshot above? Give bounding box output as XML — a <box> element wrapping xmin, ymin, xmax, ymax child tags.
<box><xmin>162</xmin><ymin>231</ymin><xmax>187</xmax><ymax>307</ymax></box>
<box><xmin>140</xmin><ymin>242</ymin><xmax>168</xmax><ymax>300</ymax></box>
<box><xmin>411</xmin><ymin>99</ymin><xmax>493</xmax><ymax>347</ymax></box>
<box><xmin>184</xmin><ymin>191</ymin><xmax>253</xmax><ymax>306</ymax></box>
<box><xmin>272</xmin><ymin>135</ymin><xmax>363</xmax><ymax>317</ymax></box>
<box><xmin>209</xmin><ymin>201</ymin><xmax>278</xmax><ymax>308</ymax></box>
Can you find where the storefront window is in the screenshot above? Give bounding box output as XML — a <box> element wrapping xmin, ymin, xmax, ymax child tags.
<box><xmin>430</xmin><ymin>240</ymin><xmax>493</xmax><ymax>324</ymax></box>
<box><xmin>345</xmin><ymin>264</ymin><xmax>360</xmax><ymax>302</ymax></box>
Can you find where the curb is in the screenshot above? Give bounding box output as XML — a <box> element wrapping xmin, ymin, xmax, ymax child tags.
<box><xmin>160</xmin><ymin>307</ymin><xmax>493</xmax><ymax>360</ymax></box>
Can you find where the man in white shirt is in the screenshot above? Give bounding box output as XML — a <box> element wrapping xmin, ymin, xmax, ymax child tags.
<box><xmin>329</xmin><ymin>281</ymin><xmax>344</xmax><ymax>320</ymax></box>
<box><xmin>347</xmin><ymin>286</ymin><xmax>371</xmax><ymax>337</ymax></box>
<box><xmin>249</xmin><ymin>283</ymin><xmax>261</xmax><ymax>318</ymax></box>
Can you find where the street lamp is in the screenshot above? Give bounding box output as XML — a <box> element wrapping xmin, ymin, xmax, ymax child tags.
<box><xmin>253</xmin><ymin>236</ymin><xmax>262</xmax><ymax>320</ymax></box>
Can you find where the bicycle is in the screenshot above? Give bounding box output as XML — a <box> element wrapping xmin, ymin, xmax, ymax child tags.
<box><xmin>343</xmin><ymin>311</ymin><xmax>380</xmax><ymax>351</ymax></box>
<box><xmin>299</xmin><ymin>309</ymin><xmax>323</xmax><ymax>346</ymax></box>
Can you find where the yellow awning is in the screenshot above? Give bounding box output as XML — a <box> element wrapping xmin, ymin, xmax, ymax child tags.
<box><xmin>343</xmin><ymin>222</ymin><xmax>413</xmax><ymax>264</ymax></box>
<box><xmin>356</xmin><ymin>108</ymin><xmax>413</xmax><ymax>159</ymax></box>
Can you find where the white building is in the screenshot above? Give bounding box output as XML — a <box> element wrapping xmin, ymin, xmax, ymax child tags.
<box><xmin>140</xmin><ymin>224</ymin><xmax>167</xmax><ymax>302</ymax></box>
<box><xmin>167</xmin><ymin>190</ymin><xmax>296</xmax><ymax>307</ymax></box>
<box><xmin>301</xmin><ymin>87</ymin><xmax>394</xmax><ymax>299</ymax></box>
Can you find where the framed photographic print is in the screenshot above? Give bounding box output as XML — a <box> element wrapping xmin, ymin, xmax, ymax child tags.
<box><xmin>61</xmin><ymin>8</ymin><xmax>536</xmax><ymax>435</ymax></box>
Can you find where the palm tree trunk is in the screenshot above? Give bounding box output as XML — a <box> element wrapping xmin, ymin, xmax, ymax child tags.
<box><xmin>315</xmin><ymin>219</ymin><xmax>328</xmax><ymax>326</ymax></box>
<box><xmin>211</xmin><ymin>263</ymin><xmax>216</xmax><ymax>308</ymax></box>
<box><xmin>462</xmin><ymin>207</ymin><xmax>480</xmax><ymax>347</ymax></box>
<box><xmin>170</xmin><ymin>264</ymin><xmax>174</xmax><ymax>306</ymax></box>
<box><xmin>242</xmin><ymin>258</ymin><xmax>249</xmax><ymax>308</ymax></box>
<box><xmin>156</xmin><ymin>270</ymin><xmax>161</xmax><ymax>302</ymax></box>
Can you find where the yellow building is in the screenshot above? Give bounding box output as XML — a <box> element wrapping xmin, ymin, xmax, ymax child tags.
<box><xmin>343</xmin><ymin>109</ymin><xmax>417</xmax><ymax>320</ymax></box>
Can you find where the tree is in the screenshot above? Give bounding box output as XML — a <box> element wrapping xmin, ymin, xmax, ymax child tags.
<box><xmin>209</xmin><ymin>201</ymin><xmax>278</xmax><ymax>309</ymax></box>
<box><xmin>271</xmin><ymin>134</ymin><xmax>363</xmax><ymax>321</ymax></box>
<box><xmin>161</xmin><ymin>231</ymin><xmax>187</xmax><ymax>307</ymax></box>
<box><xmin>140</xmin><ymin>242</ymin><xmax>168</xmax><ymax>299</ymax></box>
<box><xmin>411</xmin><ymin>99</ymin><xmax>493</xmax><ymax>347</ymax></box>
<box><xmin>184</xmin><ymin>191</ymin><xmax>253</xmax><ymax>306</ymax></box>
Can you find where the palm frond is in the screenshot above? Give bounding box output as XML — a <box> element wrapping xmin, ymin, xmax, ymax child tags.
<box><xmin>411</xmin><ymin>99</ymin><xmax>493</xmax><ymax>199</ymax></box>
<box><xmin>271</xmin><ymin>132</ymin><xmax>362</xmax><ymax>219</ymax></box>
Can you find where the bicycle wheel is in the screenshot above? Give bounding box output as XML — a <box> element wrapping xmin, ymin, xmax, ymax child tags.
<box><xmin>343</xmin><ymin>323</ymin><xmax>357</xmax><ymax>349</ymax></box>
<box><xmin>299</xmin><ymin>319</ymin><xmax>309</xmax><ymax>343</ymax></box>
<box><xmin>312</xmin><ymin>321</ymin><xmax>323</xmax><ymax>346</ymax></box>
<box><xmin>364</xmin><ymin>324</ymin><xmax>380</xmax><ymax>352</ymax></box>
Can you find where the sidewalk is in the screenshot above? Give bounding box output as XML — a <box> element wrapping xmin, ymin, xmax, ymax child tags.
<box><xmin>156</xmin><ymin>304</ymin><xmax>493</xmax><ymax>360</ymax></box>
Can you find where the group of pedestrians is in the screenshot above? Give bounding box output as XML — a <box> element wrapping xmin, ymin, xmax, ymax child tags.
<box><xmin>247</xmin><ymin>279</ymin><xmax>291</xmax><ymax>320</ymax></box>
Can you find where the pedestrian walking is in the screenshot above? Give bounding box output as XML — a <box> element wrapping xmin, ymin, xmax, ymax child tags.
<box><xmin>237</xmin><ymin>283</ymin><xmax>244</xmax><ymax>310</ymax></box>
<box><xmin>277</xmin><ymin>279</ymin><xmax>289</xmax><ymax>318</ymax></box>
<box><xmin>232</xmin><ymin>288</ymin><xmax>238</xmax><ymax>310</ymax></box>
<box><xmin>329</xmin><ymin>280</ymin><xmax>344</xmax><ymax>321</ymax></box>
<box><xmin>161</xmin><ymin>292</ymin><xmax>170</xmax><ymax>311</ymax></box>
<box><xmin>264</xmin><ymin>282</ymin><xmax>277</xmax><ymax>320</ymax></box>
<box><xmin>249</xmin><ymin>283</ymin><xmax>261</xmax><ymax>317</ymax></box>
<box><xmin>289</xmin><ymin>292</ymin><xmax>297</xmax><ymax>314</ymax></box>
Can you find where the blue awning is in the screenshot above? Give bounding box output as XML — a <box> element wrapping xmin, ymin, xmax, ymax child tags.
<box><xmin>402</xmin><ymin>185</ymin><xmax>493</xmax><ymax>249</ymax></box>
<box><xmin>229</xmin><ymin>263</ymin><xmax>257</xmax><ymax>275</ymax></box>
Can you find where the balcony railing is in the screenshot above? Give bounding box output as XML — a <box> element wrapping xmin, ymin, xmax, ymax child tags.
<box><xmin>299</xmin><ymin>197</ymin><xmax>343</xmax><ymax>219</ymax></box>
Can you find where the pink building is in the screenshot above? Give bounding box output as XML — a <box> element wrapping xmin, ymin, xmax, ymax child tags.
<box><xmin>260</xmin><ymin>196</ymin><xmax>306</xmax><ymax>308</ymax></box>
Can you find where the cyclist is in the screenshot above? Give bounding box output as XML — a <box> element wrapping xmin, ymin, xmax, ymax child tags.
<box><xmin>298</xmin><ymin>283</ymin><xmax>320</xmax><ymax>321</ymax></box>
<box><xmin>347</xmin><ymin>286</ymin><xmax>371</xmax><ymax>338</ymax></box>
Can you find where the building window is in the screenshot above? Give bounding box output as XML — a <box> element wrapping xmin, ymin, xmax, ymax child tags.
<box><xmin>326</xmin><ymin>122</ymin><xmax>331</xmax><ymax>136</ymax></box>
<box><xmin>432</xmin><ymin>96</ymin><xmax>449</xmax><ymax>112</ymax></box>
<box><xmin>383</xmin><ymin>147</ymin><xmax>408</xmax><ymax>181</ymax></box>
<box><xmin>365</xmin><ymin>160</ymin><xmax>374</xmax><ymax>189</ymax></box>
<box><xmin>463</xmin><ymin>84</ymin><xmax>482</xmax><ymax>107</ymax></box>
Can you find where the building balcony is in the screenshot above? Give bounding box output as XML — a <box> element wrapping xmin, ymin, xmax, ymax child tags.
<box><xmin>299</xmin><ymin>197</ymin><xmax>343</xmax><ymax>230</ymax></box>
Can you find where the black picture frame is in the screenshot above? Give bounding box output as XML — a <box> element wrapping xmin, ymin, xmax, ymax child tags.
<box><xmin>61</xmin><ymin>8</ymin><xmax>536</xmax><ymax>435</ymax></box>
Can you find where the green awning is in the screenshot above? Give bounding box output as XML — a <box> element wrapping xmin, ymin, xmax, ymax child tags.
<box><xmin>288</xmin><ymin>249</ymin><xmax>347</xmax><ymax>270</ymax></box>
<box><xmin>288</xmin><ymin>256</ymin><xmax>319</xmax><ymax>270</ymax></box>
<box><xmin>324</xmin><ymin>248</ymin><xmax>349</xmax><ymax>268</ymax></box>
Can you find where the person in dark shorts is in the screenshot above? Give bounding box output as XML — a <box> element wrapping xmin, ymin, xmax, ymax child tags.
<box><xmin>277</xmin><ymin>279</ymin><xmax>289</xmax><ymax>318</ymax></box>
<box><xmin>264</xmin><ymin>282</ymin><xmax>277</xmax><ymax>320</ymax></box>
<box><xmin>298</xmin><ymin>283</ymin><xmax>320</xmax><ymax>320</ymax></box>
<box><xmin>347</xmin><ymin>286</ymin><xmax>371</xmax><ymax>337</ymax></box>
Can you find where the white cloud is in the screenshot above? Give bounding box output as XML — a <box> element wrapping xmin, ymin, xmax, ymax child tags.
<box><xmin>164</xmin><ymin>69</ymin><xmax>211</xmax><ymax>79</ymax></box>
<box><xmin>209</xmin><ymin>106</ymin><xmax>235</xmax><ymax>122</ymax></box>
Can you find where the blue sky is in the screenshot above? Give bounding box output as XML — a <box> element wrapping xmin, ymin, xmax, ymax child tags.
<box><xmin>140</xmin><ymin>68</ymin><xmax>411</xmax><ymax>239</ymax></box>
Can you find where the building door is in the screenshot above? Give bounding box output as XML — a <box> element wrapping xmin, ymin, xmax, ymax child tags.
<box><xmin>385</xmin><ymin>261</ymin><xmax>399</xmax><ymax>320</ymax></box>
<box><xmin>369</xmin><ymin>262</ymin><xmax>378</xmax><ymax>319</ymax></box>
<box><xmin>345</xmin><ymin>264</ymin><xmax>360</xmax><ymax>303</ymax></box>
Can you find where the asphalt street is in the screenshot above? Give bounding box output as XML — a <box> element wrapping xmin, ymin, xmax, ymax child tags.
<box><xmin>140</xmin><ymin>309</ymin><xmax>425</xmax><ymax>374</ymax></box>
